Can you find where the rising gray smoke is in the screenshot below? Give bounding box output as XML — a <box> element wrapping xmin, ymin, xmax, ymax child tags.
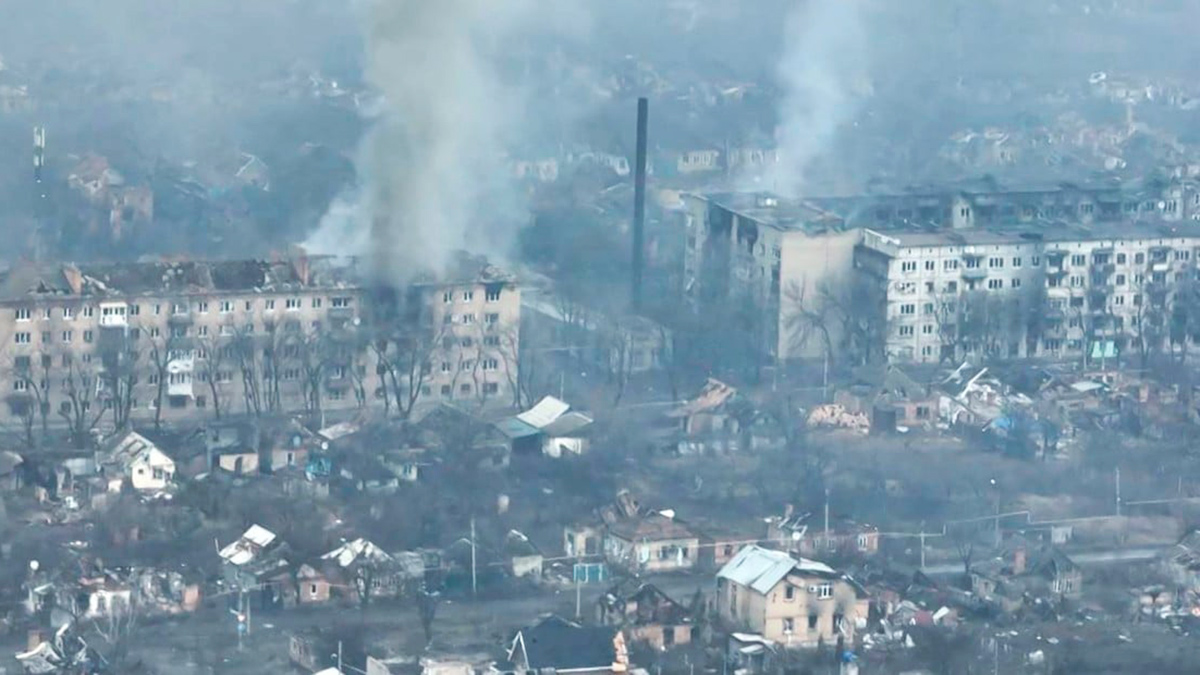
<box><xmin>308</xmin><ymin>0</ymin><xmax>573</xmax><ymax>284</ymax></box>
<box><xmin>764</xmin><ymin>0</ymin><xmax>870</xmax><ymax>197</ymax></box>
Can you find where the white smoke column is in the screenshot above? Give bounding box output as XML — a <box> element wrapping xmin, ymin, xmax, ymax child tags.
<box><xmin>309</xmin><ymin>0</ymin><xmax>539</xmax><ymax>283</ymax></box>
<box><xmin>766</xmin><ymin>0</ymin><xmax>869</xmax><ymax>197</ymax></box>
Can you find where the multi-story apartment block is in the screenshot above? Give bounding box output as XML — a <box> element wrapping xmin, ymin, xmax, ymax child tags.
<box><xmin>407</xmin><ymin>260</ymin><xmax>522</xmax><ymax>407</ymax></box>
<box><xmin>683</xmin><ymin>179</ymin><xmax>1200</xmax><ymax>366</ymax></box>
<box><xmin>681</xmin><ymin>192</ymin><xmax>858</xmax><ymax>361</ymax></box>
<box><xmin>0</xmin><ymin>253</ymin><xmax>521</xmax><ymax>434</ymax></box>
<box><xmin>856</xmin><ymin>221</ymin><xmax>1200</xmax><ymax>363</ymax></box>
<box><xmin>810</xmin><ymin>175</ymin><xmax>1200</xmax><ymax>229</ymax></box>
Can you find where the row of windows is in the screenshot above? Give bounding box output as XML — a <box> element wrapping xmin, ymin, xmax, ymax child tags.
<box><xmin>419</xmin><ymin>382</ymin><xmax>501</xmax><ymax>398</ymax></box>
<box><xmin>13</xmin><ymin>319</ymin><xmax>324</xmax><ymax>345</ymax></box>
<box><xmin>442</xmin><ymin>313</ymin><xmax>503</xmax><ymax>326</ymax></box>
<box><xmin>900</xmin><ymin>256</ymin><xmax>1042</xmax><ymax>274</ymax></box>
<box><xmin>1048</xmin><ymin>269</ymin><xmax>1189</xmax><ymax>289</ymax></box>
<box><xmin>436</xmin><ymin>358</ymin><xmax>500</xmax><ymax>373</ymax></box>
<box><xmin>441</xmin><ymin>289</ymin><xmax>504</xmax><ymax>304</ymax></box>
<box><xmin>13</xmin><ymin>296</ymin><xmax>355</xmax><ymax>322</ymax></box>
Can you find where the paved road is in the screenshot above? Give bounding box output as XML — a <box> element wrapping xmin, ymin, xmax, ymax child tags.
<box><xmin>122</xmin><ymin>572</ymin><xmax>715</xmax><ymax>674</ymax></box>
<box><xmin>920</xmin><ymin>546</ymin><xmax>1163</xmax><ymax>576</ymax></box>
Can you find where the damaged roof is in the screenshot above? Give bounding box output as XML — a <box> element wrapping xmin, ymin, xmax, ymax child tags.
<box><xmin>718</xmin><ymin>545</ymin><xmax>849</xmax><ymax>596</ymax></box>
<box><xmin>607</xmin><ymin>511</ymin><xmax>697</xmax><ymax>543</ymax></box>
<box><xmin>321</xmin><ymin>538</ymin><xmax>392</xmax><ymax>568</ymax></box>
<box><xmin>0</xmin><ymin>255</ymin><xmax>358</xmax><ymax>301</ymax></box>
<box><xmin>219</xmin><ymin>525</ymin><xmax>278</xmax><ymax>566</ymax></box>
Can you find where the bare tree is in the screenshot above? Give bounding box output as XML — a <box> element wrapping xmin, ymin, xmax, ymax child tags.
<box><xmin>371</xmin><ymin>322</ymin><xmax>444</xmax><ymax>419</ymax></box>
<box><xmin>90</xmin><ymin>597</ymin><xmax>141</xmax><ymax>668</ymax></box>
<box><xmin>7</xmin><ymin>351</ymin><xmax>53</xmax><ymax>446</ymax></box>
<box><xmin>781</xmin><ymin>279</ymin><xmax>837</xmax><ymax>365</ymax></box>
<box><xmin>299</xmin><ymin>328</ymin><xmax>330</xmax><ymax>415</ymax></box>
<box><xmin>146</xmin><ymin>333</ymin><xmax>182</xmax><ymax>431</ymax></box>
<box><xmin>231</xmin><ymin>326</ymin><xmax>266</xmax><ymax>417</ymax></box>
<box><xmin>58</xmin><ymin>357</ymin><xmax>105</xmax><ymax>446</ymax></box>
<box><xmin>597</xmin><ymin>322</ymin><xmax>635</xmax><ymax>407</ymax></box>
<box><xmin>195</xmin><ymin>335</ymin><xmax>233</xmax><ymax>420</ymax></box>
<box><xmin>98</xmin><ymin>332</ymin><xmax>140</xmax><ymax>431</ymax></box>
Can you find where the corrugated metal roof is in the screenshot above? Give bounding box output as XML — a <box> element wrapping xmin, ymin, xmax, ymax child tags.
<box><xmin>717</xmin><ymin>545</ymin><xmax>797</xmax><ymax>595</ymax></box>
<box><xmin>218</xmin><ymin>524</ymin><xmax>277</xmax><ymax>566</ymax></box>
<box><xmin>516</xmin><ymin>396</ymin><xmax>570</xmax><ymax>429</ymax></box>
<box><xmin>717</xmin><ymin>546</ymin><xmax>838</xmax><ymax>595</ymax></box>
<box><xmin>495</xmin><ymin>417</ymin><xmax>540</xmax><ymax>440</ymax></box>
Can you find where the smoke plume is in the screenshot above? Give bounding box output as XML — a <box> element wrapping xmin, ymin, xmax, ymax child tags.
<box><xmin>765</xmin><ymin>0</ymin><xmax>869</xmax><ymax>196</ymax></box>
<box><xmin>308</xmin><ymin>0</ymin><xmax>556</xmax><ymax>284</ymax></box>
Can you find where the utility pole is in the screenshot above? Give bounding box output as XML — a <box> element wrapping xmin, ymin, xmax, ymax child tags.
<box><xmin>337</xmin><ymin>640</ymin><xmax>343</xmax><ymax>672</ymax></box>
<box><xmin>919</xmin><ymin>523</ymin><xmax>927</xmax><ymax>569</ymax></box>
<box><xmin>1115</xmin><ymin>467</ymin><xmax>1122</xmax><ymax>516</ymax></box>
<box><xmin>470</xmin><ymin>517</ymin><xmax>477</xmax><ymax>597</ymax></box>
<box><xmin>824</xmin><ymin>488</ymin><xmax>830</xmax><ymax>544</ymax></box>
<box><xmin>575</xmin><ymin>574</ymin><xmax>582</xmax><ymax>619</ymax></box>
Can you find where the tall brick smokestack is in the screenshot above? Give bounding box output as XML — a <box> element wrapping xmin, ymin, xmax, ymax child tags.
<box><xmin>632</xmin><ymin>97</ymin><xmax>649</xmax><ymax>311</ymax></box>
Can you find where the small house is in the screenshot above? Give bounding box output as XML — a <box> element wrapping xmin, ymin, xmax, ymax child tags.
<box><xmin>100</xmin><ymin>430</ymin><xmax>175</xmax><ymax>492</ymax></box>
<box><xmin>496</xmin><ymin>396</ymin><xmax>594</xmax><ymax>457</ymax></box>
<box><xmin>597</xmin><ymin>582</ymin><xmax>695</xmax><ymax>649</ymax></box>
<box><xmin>504</xmin><ymin>531</ymin><xmax>543</xmax><ymax>582</ymax></box>
<box><xmin>507</xmin><ymin>616</ymin><xmax>630</xmax><ymax>675</ymax></box>
<box><xmin>668</xmin><ymin>379</ymin><xmax>784</xmax><ymax>454</ymax></box>
<box><xmin>834</xmin><ymin>365</ymin><xmax>937</xmax><ymax>432</ymax></box>
<box><xmin>215</xmin><ymin>447</ymin><xmax>260</xmax><ymax>475</ymax></box>
<box><xmin>716</xmin><ymin>546</ymin><xmax>869</xmax><ymax>648</ymax></box>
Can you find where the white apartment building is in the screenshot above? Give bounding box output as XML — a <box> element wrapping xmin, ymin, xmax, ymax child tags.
<box><xmin>856</xmin><ymin>222</ymin><xmax>1200</xmax><ymax>363</ymax></box>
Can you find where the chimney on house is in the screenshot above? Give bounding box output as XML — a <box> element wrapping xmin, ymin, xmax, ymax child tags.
<box><xmin>784</xmin><ymin>503</ymin><xmax>795</xmax><ymax>521</ymax></box>
<box><xmin>1011</xmin><ymin>545</ymin><xmax>1027</xmax><ymax>575</ymax></box>
<box><xmin>62</xmin><ymin>263</ymin><xmax>83</xmax><ymax>294</ymax></box>
<box><xmin>289</xmin><ymin>245</ymin><xmax>311</xmax><ymax>286</ymax></box>
<box><xmin>631</xmin><ymin>97</ymin><xmax>649</xmax><ymax>312</ymax></box>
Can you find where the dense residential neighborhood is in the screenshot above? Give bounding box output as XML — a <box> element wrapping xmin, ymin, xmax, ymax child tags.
<box><xmin>5</xmin><ymin>1</ymin><xmax>1200</xmax><ymax>673</ymax></box>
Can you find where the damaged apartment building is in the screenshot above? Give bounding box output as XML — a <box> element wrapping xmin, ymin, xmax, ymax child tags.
<box><xmin>0</xmin><ymin>252</ymin><xmax>521</xmax><ymax>427</ymax></box>
<box><xmin>682</xmin><ymin>175</ymin><xmax>1200</xmax><ymax>365</ymax></box>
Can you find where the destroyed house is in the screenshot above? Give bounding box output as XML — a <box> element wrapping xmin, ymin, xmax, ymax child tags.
<box><xmin>590</xmin><ymin>490</ymin><xmax>701</xmax><ymax>573</ymax></box>
<box><xmin>319</xmin><ymin>538</ymin><xmax>421</xmax><ymax>600</ymax></box>
<box><xmin>218</xmin><ymin>525</ymin><xmax>293</xmax><ymax>607</ymax></box>
<box><xmin>1163</xmin><ymin>530</ymin><xmax>1200</xmax><ymax>593</ymax></box>
<box><xmin>766</xmin><ymin>507</ymin><xmax>880</xmax><ymax>558</ymax></box>
<box><xmin>834</xmin><ymin>364</ymin><xmax>937</xmax><ymax>432</ymax></box>
<box><xmin>971</xmin><ymin>539</ymin><xmax>1082</xmax><ymax>600</ymax></box>
<box><xmin>99</xmin><ymin>430</ymin><xmax>175</xmax><ymax>492</ymax></box>
<box><xmin>597</xmin><ymin>582</ymin><xmax>695</xmax><ymax>650</ymax></box>
<box><xmin>668</xmin><ymin>379</ymin><xmax>783</xmax><ymax>454</ymax></box>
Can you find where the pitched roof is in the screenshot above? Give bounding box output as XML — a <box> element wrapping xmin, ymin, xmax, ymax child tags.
<box><xmin>219</xmin><ymin>525</ymin><xmax>278</xmax><ymax>566</ymax></box>
<box><xmin>515</xmin><ymin>616</ymin><xmax>617</xmax><ymax>672</ymax></box>
<box><xmin>606</xmin><ymin>512</ymin><xmax>697</xmax><ymax>542</ymax></box>
<box><xmin>717</xmin><ymin>545</ymin><xmax>837</xmax><ymax>595</ymax></box>
<box><xmin>516</xmin><ymin>396</ymin><xmax>571</xmax><ymax>429</ymax></box>
<box><xmin>541</xmin><ymin>412</ymin><xmax>594</xmax><ymax>437</ymax></box>
<box><xmin>103</xmin><ymin>430</ymin><xmax>172</xmax><ymax>470</ymax></box>
<box><xmin>321</xmin><ymin>538</ymin><xmax>392</xmax><ymax>568</ymax></box>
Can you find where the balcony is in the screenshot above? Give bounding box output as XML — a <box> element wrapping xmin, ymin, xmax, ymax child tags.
<box><xmin>168</xmin><ymin>311</ymin><xmax>193</xmax><ymax>326</ymax></box>
<box><xmin>1091</xmin><ymin>262</ymin><xmax>1116</xmax><ymax>276</ymax></box>
<box><xmin>961</xmin><ymin>267</ymin><xmax>987</xmax><ymax>280</ymax></box>
<box><xmin>99</xmin><ymin>302</ymin><xmax>128</xmax><ymax>328</ymax></box>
